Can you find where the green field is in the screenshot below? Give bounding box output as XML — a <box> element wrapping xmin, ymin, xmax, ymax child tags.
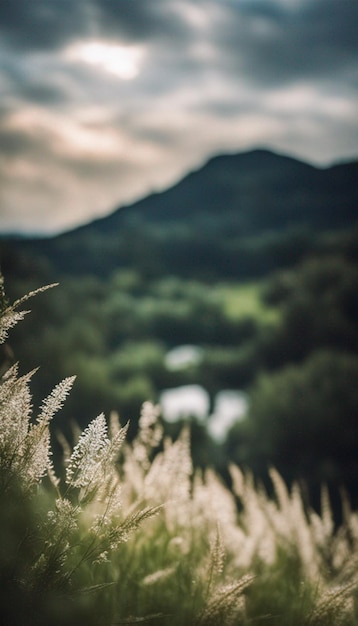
<box><xmin>217</xmin><ymin>281</ymin><xmax>280</xmax><ymax>324</ymax></box>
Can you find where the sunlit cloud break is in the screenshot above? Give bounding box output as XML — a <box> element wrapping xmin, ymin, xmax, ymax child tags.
<box><xmin>65</xmin><ymin>40</ymin><xmax>144</xmax><ymax>80</ymax></box>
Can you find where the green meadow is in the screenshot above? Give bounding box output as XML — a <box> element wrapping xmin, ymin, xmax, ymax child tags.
<box><xmin>218</xmin><ymin>281</ymin><xmax>280</xmax><ymax>324</ymax></box>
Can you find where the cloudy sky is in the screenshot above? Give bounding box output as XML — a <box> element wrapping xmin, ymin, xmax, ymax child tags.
<box><xmin>1</xmin><ymin>0</ymin><xmax>357</xmax><ymax>235</ymax></box>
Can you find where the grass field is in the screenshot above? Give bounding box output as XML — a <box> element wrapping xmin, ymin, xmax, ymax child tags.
<box><xmin>217</xmin><ymin>281</ymin><xmax>280</xmax><ymax>324</ymax></box>
<box><xmin>2</xmin><ymin>280</ymin><xmax>358</xmax><ymax>626</ymax></box>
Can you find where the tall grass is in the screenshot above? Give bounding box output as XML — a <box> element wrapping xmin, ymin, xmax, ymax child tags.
<box><xmin>1</xmin><ymin>277</ymin><xmax>358</xmax><ymax>625</ymax></box>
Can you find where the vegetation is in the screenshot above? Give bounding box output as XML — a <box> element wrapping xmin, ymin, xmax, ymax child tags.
<box><xmin>1</xmin><ymin>150</ymin><xmax>357</xmax><ymax>509</ymax></box>
<box><xmin>217</xmin><ymin>281</ymin><xmax>280</xmax><ymax>324</ymax></box>
<box><xmin>1</xmin><ymin>281</ymin><xmax>358</xmax><ymax>625</ymax></box>
<box><xmin>2</xmin><ymin>228</ymin><xmax>358</xmax><ymax>501</ymax></box>
<box><xmin>225</xmin><ymin>247</ymin><xmax>358</xmax><ymax>504</ymax></box>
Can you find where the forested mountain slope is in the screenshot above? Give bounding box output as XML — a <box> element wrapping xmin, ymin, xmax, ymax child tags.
<box><xmin>1</xmin><ymin>149</ymin><xmax>357</xmax><ymax>280</ymax></box>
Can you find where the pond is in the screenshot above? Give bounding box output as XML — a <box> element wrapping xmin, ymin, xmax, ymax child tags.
<box><xmin>164</xmin><ymin>345</ymin><xmax>204</xmax><ymax>371</ymax></box>
<box><xmin>159</xmin><ymin>384</ymin><xmax>248</xmax><ymax>443</ymax></box>
<box><xmin>208</xmin><ymin>390</ymin><xmax>248</xmax><ymax>443</ymax></box>
<box><xmin>160</xmin><ymin>384</ymin><xmax>210</xmax><ymax>423</ymax></box>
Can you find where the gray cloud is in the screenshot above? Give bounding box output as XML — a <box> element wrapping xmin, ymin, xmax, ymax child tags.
<box><xmin>0</xmin><ymin>0</ymin><xmax>89</xmax><ymax>51</ymax></box>
<box><xmin>94</xmin><ymin>0</ymin><xmax>191</xmax><ymax>43</ymax></box>
<box><xmin>219</xmin><ymin>0</ymin><xmax>358</xmax><ymax>85</ymax></box>
<box><xmin>0</xmin><ymin>0</ymin><xmax>191</xmax><ymax>51</ymax></box>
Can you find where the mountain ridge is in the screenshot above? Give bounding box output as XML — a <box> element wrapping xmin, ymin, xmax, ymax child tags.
<box><xmin>63</xmin><ymin>147</ymin><xmax>357</xmax><ymax>236</ymax></box>
<box><xmin>1</xmin><ymin>148</ymin><xmax>357</xmax><ymax>241</ymax></box>
<box><xmin>1</xmin><ymin>148</ymin><xmax>357</xmax><ymax>280</ymax></box>
<box><xmin>53</xmin><ymin>148</ymin><xmax>338</xmax><ymax>238</ymax></box>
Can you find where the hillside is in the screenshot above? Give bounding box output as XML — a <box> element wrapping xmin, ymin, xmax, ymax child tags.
<box><xmin>67</xmin><ymin>149</ymin><xmax>358</xmax><ymax>231</ymax></box>
<box><xmin>1</xmin><ymin>149</ymin><xmax>357</xmax><ymax>280</ymax></box>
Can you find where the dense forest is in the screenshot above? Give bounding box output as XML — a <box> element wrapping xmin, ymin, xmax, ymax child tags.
<box><xmin>1</xmin><ymin>149</ymin><xmax>358</xmax><ymax>506</ymax></box>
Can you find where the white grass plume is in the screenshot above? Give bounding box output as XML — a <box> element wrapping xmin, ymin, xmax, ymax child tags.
<box><xmin>0</xmin><ymin>281</ymin><xmax>57</xmax><ymax>344</ymax></box>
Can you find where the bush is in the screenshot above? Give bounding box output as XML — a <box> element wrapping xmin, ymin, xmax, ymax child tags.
<box><xmin>228</xmin><ymin>350</ymin><xmax>358</xmax><ymax>500</ymax></box>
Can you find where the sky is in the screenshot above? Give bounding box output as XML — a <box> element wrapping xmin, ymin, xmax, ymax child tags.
<box><xmin>0</xmin><ymin>0</ymin><xmax>357</xmax><ymax>235</ymax></box>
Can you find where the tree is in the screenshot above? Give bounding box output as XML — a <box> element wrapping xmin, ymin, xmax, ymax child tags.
<box><xmin>226</xmin><ymin>350</ymin><xmax>358</xmax><ymax>502</ymax></box>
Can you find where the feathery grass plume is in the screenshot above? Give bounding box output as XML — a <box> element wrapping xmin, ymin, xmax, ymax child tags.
<box><xmin>143</xmin><ymin>427</ymin><xmax>193</xmax><ymax>528</ymax></box>
<box><xmin>309</xmin><ymin>485</ymin><xmax>335</xmax><ymax>562</ymax></box>
<box><xmin>141</xmin><ymin>566</ymin><xmax>177</xmax><ymax>587</ymax></box>
<box><xmin>109</xmin><ymin>409</ymin><xmax>122</xmax><ymax>439</ymax></box>
<box><xmin>138</xmin><ymin>401</ymin><xmax>162</xmax><ymax>447</ymax></box>
<box><xmin>23</xmin><ymin>376</ymin><xmax>76</xmax><ymax>485</ymax></box>
<box><xmin>0</xmin><ymin>366</ymin><xmax>34</xmax><ymax>467</ymax></box>
<box><xmin>204</xmin><ymin>524</ymin><xmax>225</xmax><ymax>599</ymax></box>
<box><xmin>269</xmin><ymin>466</ymin><xmax>291</xmax><ymax>515</ymax></box>
<box><xmin>65</xmin><ymin>412</ymin><xmax>129</xmax><ymax>511</ymax></box>
<box><xmin>61</xmin><ymin>412</ymin><xmax>134</xmax><ymax>564</ymax></box>
<box><xmin>0</xmin><ymin>369</ymin><xmax>75</xmax><ymax>489</ymax></box>
<box><xmin>228</xmin><ymin>463</ymin><xmax>358</xmax><ymax>622</ymax></box>
<box><xmin>82</xmin><ymin>502</ymin><xmax>164</xmax><ymax>573</ymax></box>
<box><xmin>106</xmin><ymin>418</ymin><xmax>129</xmax><ymax>467</ymax></box>
<box><xmin>132</xmin><ymin>401</ymin><xmax>163</xmax><ymax>470</ymax></box>
<box><xmin>308</xmin><ymin>580</ymin><xmax>358</xmax><ymax>625</ymax></box>
<box><xmin>196</xmin><ymin>574</ymin><xmax>255</xmax><ymax>626</ymax></box>
<box><xmin>0</xmin><ymin>308</ymin><xmax>30</xmax><ymax>344</ymax></box>
<box><xmin>38</xmin><ymin>376</ymin><xmax>76</xmax><ymax>424</ymax></box>
<box><xmin>0</xmin><ymin>280</ymin><xmax>62</xmax><ymax>488</ymax></box>
<box><xmin>104</xmin><ymin>503</ymin><xmax>163</xmax><ymax>549</ymax></box>
<box><xmin>320</xmin><ymin>484</ymin><xmax>334</xmax><ymax>538</ymax></box>
<box><xmin>0</xmin><ymin>281</ymin><xmax>57</xmax><ymax>344</ymax></box>
<box><xmin>290</xmin><ymin>482</ymin><xmax>319</xmax><ymax>580</ymax></box>
<box><xmin>56</xmin><ymin>429</ymin><xmax>72</xmax><ymax>467</ymax></box>
<box><xmin>192</xmin><ymin>468</ymin><xmax>242</xmax><ymax>559</ymax></box>
<box><xmin>66</xmin><ymin>413</ymin><xmax>110</xmax><ymax>491</ymax></box>
<box><xmin>31</xmin><ymin>496</ymin><xmax>79</xmax><ymax>587</ymax></box>
<box><xmin>229</xmin><ymin>464</ymin><xmax>325</xmax><ymax>576</ymax></box>
<box><xmin>228</xmin><ymin>464</ymin><xmax>277</xmax><ymax>568</ymax></box>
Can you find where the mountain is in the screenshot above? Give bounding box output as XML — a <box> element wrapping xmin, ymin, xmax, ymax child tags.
<box><xmin>1</xmin><ymin>149</ymin><xmax>358</xmax><ymax>281</ymax></box>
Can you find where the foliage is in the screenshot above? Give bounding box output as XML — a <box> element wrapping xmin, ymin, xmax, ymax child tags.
<box><xmin>2</xmin><ymin>270</ymin><xmax>263</xmax><ymax>428</ymax></box>
<box><xmin>1</xmin><ymin>229</ymin><xmax>358</xmax><ymax>505</ymax></box>
<box><xmin>260</xmin><ymin>254</ymin><xmax>358</xmax><ymax>365</ymax></box>
<box><xmin>1</xmin><ymin>282</ymin><xmax>358</xmax><ymax>625</ymax></box>
<box><xmin>227</xmin><ymin>349</ymin><xmax>358</xmax><ymax>491</ymax></box>
<box><xmin>218</xmin><ymin>281</ymin><xmax>280</xmax><ymax>324</ymax></box>
<box><xmin>225</xmin><ymin>251</ymin><xmax>358</xmax><ymax>505</ymax></box>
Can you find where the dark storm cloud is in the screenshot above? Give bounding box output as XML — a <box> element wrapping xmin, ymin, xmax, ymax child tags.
<box><xmin>0</xmin><ymin>124</ymin><xmax>41</xmax><ymax>158</ymax></box>
<box><xmin>93</xmin><ymin>0</ymin><xmax>191</xmax><ymax>43</ymax></box>
<box><xmin>0</xmin><ymin>0</ymin><xmax>89</xmax><ymax>51</ymax></box>
<box><xmin>0</xmin><ymin>0</ymin><xmax>191</xmax><ymax>51</ymax></box>
<box><xmin>0</xmin><ymin>53</ymin><xmax>70</xmax><ymax>106</ymax></box>
<box><xmin>218</xmin><ymin>0</ymin><xmax>358</xmax><ymax>85</ymax></box>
